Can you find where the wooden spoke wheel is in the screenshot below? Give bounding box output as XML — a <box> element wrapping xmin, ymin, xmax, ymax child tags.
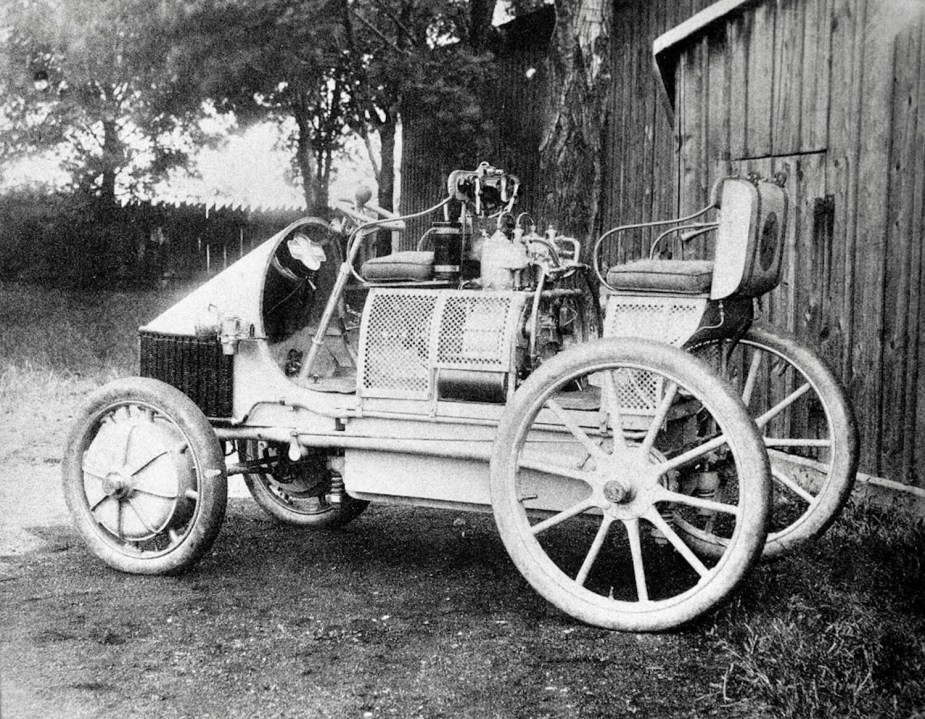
<box><xmin>490</xmin><ymin>338</ymin><xmax>770</xmax><ymax>631</ymax></box>
<box><xmin>687</xmin><ymin>325</ymin><xmax>858</xmax><ymax>559</ymax></box>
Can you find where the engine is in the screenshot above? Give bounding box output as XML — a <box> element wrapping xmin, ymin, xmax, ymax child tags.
<box><xmin>356</xmin><ymin>163</ymin><xmax>599</xmax><ymax>404</ymax></box>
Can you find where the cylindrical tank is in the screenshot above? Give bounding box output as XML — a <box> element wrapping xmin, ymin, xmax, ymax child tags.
<box><xmin>431</xmin><ymin>221</ymin><xmax>462</xmax><ymax>282</ymax></box>
<box><xmin>481</xmin><ymin>230</ymin><xmax>529</xmax><ymax>290</ymax></box>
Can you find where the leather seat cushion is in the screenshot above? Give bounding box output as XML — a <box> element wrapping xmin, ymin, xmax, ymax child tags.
<box><xmin>606</xmin><ymin>259</ymin><xmax>714</xmax><ymax>294</ymax></box>
<box><xmin>361</xmin><ymin>251</ymin><xmax>434</xmax><ymax>282</ymax></box>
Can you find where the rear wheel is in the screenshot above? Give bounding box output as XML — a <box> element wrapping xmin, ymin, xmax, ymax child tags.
<box><xmin>62</xmin><ymin>377</ymin><xmax>227</xmax><ymax>574</ymax></box>
<box><xmin>239</xmin><ymin>441</ymin><xmax>368</xmax><ymax>528</ymax></box>
<box><xmin>688</xmin><ymin>325</ymin><xmax>858</xmax><ymax>559</ymax></box>
<box><xmin>490</xmin><ymin>339</ymin><xmax>770</xmax><ymax>631</ymax></box>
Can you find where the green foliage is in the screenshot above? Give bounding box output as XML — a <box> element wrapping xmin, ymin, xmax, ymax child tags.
<box><xmin>0</xmin><ymin>0</ymin><xmax>212</xmax><ymax>204</ymax></box>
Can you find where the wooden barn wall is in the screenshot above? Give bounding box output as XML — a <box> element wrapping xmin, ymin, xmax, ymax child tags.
<box><xmin>672</xmin><ymin>0</ymin><xmax>925</xmax><ymax>485</ymax></box>
<box><xmin>597</xmin><ymin>0</ymin><xmax>715</xmax><ymax>263</ymax></box>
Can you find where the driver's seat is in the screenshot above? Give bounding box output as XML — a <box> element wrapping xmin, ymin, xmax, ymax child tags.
<box><xmin>360</xmin><ymin>250</ymin><xmax>435</xmax><ymax>283</ymax></box>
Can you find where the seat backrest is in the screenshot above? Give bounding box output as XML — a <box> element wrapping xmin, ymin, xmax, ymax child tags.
<box><xmin>710</xmin><ymin>177</ymin><xmax>788</xmax><ymax>300</ymax></box>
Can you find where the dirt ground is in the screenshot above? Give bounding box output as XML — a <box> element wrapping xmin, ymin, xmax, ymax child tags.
<box><xmin>0</xmin><ymin>377</ymin><xmax>763</xmax><ymax>719</ymax></box>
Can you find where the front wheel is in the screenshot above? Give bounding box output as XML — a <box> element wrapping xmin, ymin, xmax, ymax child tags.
<box><xmin>490</xmin><ymin>339</ymin><xmax>770</xmax><ymax>631</ymax></box>
<box><xmin>62</xmin><ymin>377</ymin><xmax>227</xmax><ymax>574</ymax></box>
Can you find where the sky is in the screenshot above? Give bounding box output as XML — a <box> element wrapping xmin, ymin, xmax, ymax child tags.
<box><xmin>0</xmin><ymin>119</ymin><xmax>383</xmax><ymax>211</ymax></box>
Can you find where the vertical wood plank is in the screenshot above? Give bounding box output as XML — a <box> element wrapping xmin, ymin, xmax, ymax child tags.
<box><xmin>706</xmin><ymin>24</ymin><xmax>731</xmax><ymax>169</ymax></box>
<box><xmin>747</xmin><ymin>1</ymin><xmax>776</xmax><ymax>157</ymax></box>
<box><xmin>904</xmin><ymin>19</ymin><xmax>925</xmax><ymax>485</ymax></box>
<box><xmin>678</xmin><ymin>41</ymin><xmax>706</xmax><ymax>215</ymax></box>
<box><xmin>824</xmin><ymin>0</ymin><xmax>860</xmax><ymax>385</ymax></box>
<box><xmin>851</xmin><ymin>0</ymin><xmax>893</xmax><ymax>476</ymax></box>
<box><xmin>795</xmin><ymin>153</ymin><xmax>829</xmax><ymax>340</ymax></box>
<box><xmin>652</xmin><ymin>0</ymin><xmax>680</xmax><ymax>222</ymax></box>
<box><xmin>728</xmin><ymin>13</ymin><xmax>750</xmax><ymax>159</ymax></box>
<box><xmin>773</xmin><ymin>0</ymin><xmax>806</xmax><ymax>155</ymax></box>
<box><xmin>801</xmin><ymin>0</ymin><xmax>833</xmax><ymax>151</ymax></box>
<box><xmin>878</xmin><ymin>22</ymin><xmax>919</xmax><ymax>481</ymax></box>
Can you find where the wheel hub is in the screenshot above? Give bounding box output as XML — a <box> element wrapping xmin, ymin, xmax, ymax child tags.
<box><xmin>598</xmin><ymin>451</ymin><xmax>662</xmax><ymax>519</ymax></box>
<box><xmin>101</xmin><ymin>472</ymin><xmax>132</xmax><ymax>499</ymax></box>
<box><xmin>603</xmin><ymin>480</ymin><xmax>633</xmax><ymax>503</ymax></box>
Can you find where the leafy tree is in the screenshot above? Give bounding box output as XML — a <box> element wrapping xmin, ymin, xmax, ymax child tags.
<box><xmin>0</xmin><ymin>0</ymin><xmax>206</xmax><ymax>210</ymax></box>
<box><xmin>343</xmin><ymin>0</ymin><xmax>499</xmax><ymax>216</ymax></box>
<box><xmin>165</xmin><ymin>0</ymin><xmax>351</xmax><ymax>214</ymax></box>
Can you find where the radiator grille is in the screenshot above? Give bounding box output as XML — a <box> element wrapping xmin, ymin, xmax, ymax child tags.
<box><xmin>139</xmin><ymin>331</ymin><xmax>234</xmax><ymax>418</ymax></box>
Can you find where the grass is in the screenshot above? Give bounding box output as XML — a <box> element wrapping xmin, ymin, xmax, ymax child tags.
<box><xmin>704</xmin><ymin>501</ymin><xmax>925</xmax><ymax>717</ymax></box>
<box><xmin>0</xmin><ymin>281</ymin><xmax>193</xmax><ymax>391</ymax></box>
<box><xmin>2</xmin><ymin>280</ymin><xmax>924</xmax><ymax>717</ymax></box>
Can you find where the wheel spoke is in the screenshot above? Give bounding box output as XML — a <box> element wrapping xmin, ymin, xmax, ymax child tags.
<box><xmin>741</xmin><ymin>350</ymin><xmax>763</xmax><ymax>406</ymax></box>
<box><xmin>132</xmin><ymin>486</ymin><xmax>179</xmax><ymax>499</ymax></box>
<box><xmin>519</xmin><ymin>454</ymin><xmax>600</xmax><ymax>486</ymax></box>
<box><xmin>82</xmin><ymin>462</ymin><xmax>108</xmax><ymax>481</ymax></box>
<box><xmin>600</xmin><ymin>371</ymin><xmax>628</xmax><ymax>451</ymax></box>
<box><xmin>575</xmin><ymin>515</ymin><xmax>614</xmax><ymax>586</ymax></box>
<box><xmin>88</xmin><ymin>494</ymin><xmax>109</xmax><ymax>512</ymax></box>
<box><xmin>184</xmin><ymin>488</ymin><xmax>200</xmax><ymax>501</ymax></box>
<box><xmin>530</xmin><ymin>499</ymin><xmax>597</xmax><ymax>536</ymax></box>
<box><xmin>755</xmin><ymin>383</ymin><xmax>811</xmax><ymax>428</ymax></box>
<box><xmin>645</xmin><ymin>509</ymin><xmax>709</xmax><ymax>578</ymax></box>
<box><xmin>125</xmin><ymin>449</ymin><xmax>170</xmax><ymax>477</ymax></box>
<box><xmin>545</xmin><ymin>398</ymin><xmax>610</xmax><ymax>464</ymax></box>
<box><xmin>640</xmin><ymin>382</ymin><xmax>678</xmax><ymax>456</ymax></box>
<box><xmin>624</xmin><ymin>518</ymin><xmax>649</xmax><ymax>602</ymax></box>
<box><xmin>655</xmin><ymin>486</ymin><xmax>740</xmax><ymax>516</ymax></box>
<box><xmin>656</xmin><ymin>434</ymin><xmax>727</xmax><ymax>475</ymax></box>
<box><xmin>120</xmin><ymin>422</ymin><xmax>137</xmax><ymax>467</ymax></box>
<box><xmin>126</xmin><ymin>497</ymin><xmax>158</xmax><ymax>534</ymax></box>
<box><xmin>771</xmin><ymin>468</ymin><xmax>815</xmax><ymax>503</ymax></box>
<box><xmin>764</xmin><ymin>437</ymin><xmax>831</xmax><ymax>448</ymax></box>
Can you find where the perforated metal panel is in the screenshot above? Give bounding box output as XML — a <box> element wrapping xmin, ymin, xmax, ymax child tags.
<box><xmin>603</xmin><ymin>294</ymin><xmax>707</xmax><ymax>347</ymax></box>
<box><xmin>437</xmin><ymin>294</ymin><xmax>520</xmax><ymax>370</ymax></box>
<box><xmin>358</xmin><ymin>290</ymin><xmax>438</xmax><ymax>398</ymax></box>
<box><xmin>358</xmin><ymin>289</ymin><xmax>527</xmax><ymax>400</ymax></box>
<box><xmin>600</xmin><ymin>294</ymin><xmax>707</xmax><ymax>414</ymax></box>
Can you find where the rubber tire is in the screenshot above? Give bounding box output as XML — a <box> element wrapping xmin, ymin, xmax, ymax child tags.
<box><xmin>490</xmin><ymin>338</ymin><xmax>770</xmax><ymax>631</ymax></box>
<box><xmin>62</xmin><ymin>377</ymin><xmax>227</xmax><ymax>575</ymax></box>
<box><xmin>689</xmin><ymin>325</ymin><xmax>859</xmax><ymax>559</ymax></box>
<box><xmin>241</xmin><ymin>441</ymin><xmax>368</xmax><ymax>528</ymax></box>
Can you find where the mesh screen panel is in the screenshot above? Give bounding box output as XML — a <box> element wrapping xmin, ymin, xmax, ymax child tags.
<box><xmin>360</xmin><ymin>291</ymin><xmax>438</xmax><ymax>398</ymax></box>
<box><xmin>603</xmin><ymin>295</ymin><xmax>706</xmax><ymax>347</ymax></box>
<box><xmin>600</xmin><ymin>295</ymin><xmax>707</xmax><ymax>413</ymax></box>
<box><xmin>437</xmin><ymin>295</ymin><xmax>514</xmax><ymax>369</ymax></box>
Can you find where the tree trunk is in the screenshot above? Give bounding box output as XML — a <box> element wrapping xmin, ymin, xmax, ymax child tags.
<box><xmin>99</xmin><ymin>118</ymin><xmax>121</xmax><ymax>213</ymax></box>
<box><xmin>374</xmin><ymin>111</ymin><xmax>397</xmax><ymax>256</ymax></box>
<box><xmin>294</xmin><ymin>106</ymin><xmax>320</xmax><ymax>213</ymax></box>
<box><xmin>538</xmin><ymin>0</ymin><xmax>614</xmax><ymax>248</ymax></box>
<box><xmin>469</xmin><ymin>0</ymin><xmax>495</xmax><ymax>51</ymax></box>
